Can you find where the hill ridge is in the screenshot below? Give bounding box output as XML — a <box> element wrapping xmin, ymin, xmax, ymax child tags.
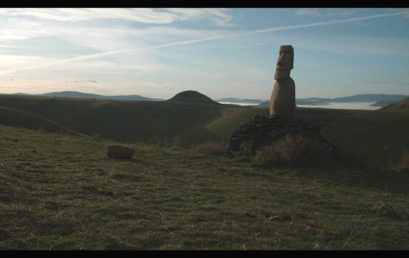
<box><xmin>11</xmin><ymin>91</ymin><xmax>163</xmax><ymax>102</ymax></box>
<box><xmin>168</xmin><ymin>90</ymin><xmax>219</xmax><ymax>104</ymax></box>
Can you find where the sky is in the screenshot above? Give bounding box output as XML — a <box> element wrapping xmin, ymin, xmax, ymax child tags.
<box><xmin>0</xmin><ymin>8</ymin><xmax>409</xmax><ymax>100</ymax></box>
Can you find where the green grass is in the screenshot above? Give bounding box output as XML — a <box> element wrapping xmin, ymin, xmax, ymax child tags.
<box><xmin>1</xmin><ymin>93</ymin><xmax>409</xmax><ymax>166</ymax></box>
<box><xmin>0</xmin><ymin>94</ymin><xmax>266</xmax><ymax>148</ymax></box>
<box><xmin>0</xmin><ymin>106</ymin><xmax>69</xmax><ymax>134</ymax></box>
<box><xmin>1</xmin><ymin>95</ymin><xmax>409</xmax><ymax>249</ymax></box>
<box><xmin>1</xmin><ymin>123</ymin><xmax>409</xmax><ymax>250</ymax></box>
<box><xmin>295</xmin><ymin>108</ymin><xmax>409</xmax><ymax>170</ymax></box>
<box><xmin>205</xmin><ymin>106</ymin><xmax>267</xmax><ymax>139</ymax></box>
<box><xmin>382</xmin><ymin>97</ymin><xmax>409</xmax><ymax>111</ymax></box>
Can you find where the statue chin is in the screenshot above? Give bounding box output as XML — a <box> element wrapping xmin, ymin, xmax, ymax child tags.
<box><xmin>274</xmin><ymin>69</ymin><xmax>291</xmax><ymax>80</ymax></box>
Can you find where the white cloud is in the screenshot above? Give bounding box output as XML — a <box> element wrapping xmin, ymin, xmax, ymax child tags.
<box><xmin>1</xmin><ymin>10</ymin><xmax>406</xmax><ymax>77</ymax></box>
<box><xmin>384</xmin><ymin>8</ymin><xmax>409</xmax><ymax>18</ymax></box>
<box><xmin>0</xmin><ymin>78</ymin><xmax>76</xmax><ymax>93</ymax></box>
<box><xmin>296</xmin><ymin>8</ymin><xmax>321</xmax><ymax>16</ymax></box>
<box><xmin>0</xmin><ymin>17</ymin><xmax>232</xmax><ymax>51</ymax></box>
<box><xmin>0</xmin><ymin>20</ymin><xmax>50</xmax><ymax>40</ymax></box>
<box><xmin>0</xmin><ymin>55</ymin><xmax>57</xmax><ymax>74</ymax></box>
<box><xmin>0</xmin><ymin>8</ymin><xmax>178</xmax><ymax>23</ymax></box>
<box><xmin>0</xmin><ymin>8</ymin><xmax>234</xmax><ymax>26</ymax></box>
<box><xmin>0</xmin><ymin>44</ymin><xmax>36</xmax><ymax>49</ymax></box>
<box><xmin>295</xmin><ymin>8</ymin><xmax>355</xmax><ymax>17</ymax></box>
<box><xmin>44</xmin><ymin>58</ymin><xmax>168</xmax><ymax>72</ymax></box>
<box><xmin>166</xmin><ymin>8</ymin><xmax>234</xmax><ymax>27</ymax></box>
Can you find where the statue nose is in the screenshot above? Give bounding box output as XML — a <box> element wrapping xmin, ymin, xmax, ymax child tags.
<box><xmin>277</xmin><ymin>55</ymin><xmax>285</xmax><ymax>65</ymax></box>
<box><xmin>277</xmin><ymin>59</ymin><xmax>285</xmax><ymax>66</ymax></box>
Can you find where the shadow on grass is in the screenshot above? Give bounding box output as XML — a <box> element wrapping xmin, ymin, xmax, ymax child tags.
<box><xmin>293</xmin><ymin>166</ymin><xmax>409</xmax><ymax>194</ymax></box>
<box><xmin>250</xmin><ymin>151</ymin><xmax>409</xmax><ymax>194</ymax></box>
<box><xmin>105</xmin><ymin>157</ymin><xmax>147</xmax><ymax>164</ymax></box>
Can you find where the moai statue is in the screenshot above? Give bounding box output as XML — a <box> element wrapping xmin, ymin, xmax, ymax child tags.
<box><xmin>269</xmin><ymin>45</ymin><xmax>295</xmax><ymax>119</ymax></box>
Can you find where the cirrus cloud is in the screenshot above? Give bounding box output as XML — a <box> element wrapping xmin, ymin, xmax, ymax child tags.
<box><xmin>0</xmin><ymin>8</ymin><xmax>234</xmax><ymax>26</ymax></box>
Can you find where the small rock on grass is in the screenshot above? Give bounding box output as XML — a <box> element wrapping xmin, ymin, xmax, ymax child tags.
<box><xmin>372</xmin><ymin>204</ymin><xmax>408</xmax><ymax>221</ymax></box>
<box><xmin>107</xmin><ymin>145</ymin><xmax>135</xmax><ymax>159</ymax></box>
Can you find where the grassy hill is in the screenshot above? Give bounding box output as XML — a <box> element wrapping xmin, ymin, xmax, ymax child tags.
<box><xmin>382</xmin><ymin>97</ymin><xmax>409</xmax><ymax>111</ymax></box>
<box><xmin>293</xmin><ymin>107</ymin><xmax>409</xmax><ymax>170</ymax></box>
<box><xmin>1</xmin><ymin>93</ymin><xmax>409</xmax><ymax>249</ymax></box>
<box><xmin>1</xmin><ymin>122</ymin><xmax>409</xmax><ymax>249</ymax></box>
<box><xmin>168</xmin><ymin>90</ymin><xmax>219</xmax><ymax>104</ymax></box>
<box><xmin>205</xmin><ymin>106</ymin><xmax>267</xmax><ymax>137</ymax></box>
<box><xmin>0</xmin><ymin>105</ymin><xmax>68</xmax><ymax>133</ymax></box>
<box><xmin>1</xmin><ymin>93</ymin><xmax>409</xmax><ymax>169</ymax></box>
<box><xmin>0</xmin><ymin>94</ymin><xmax>224</xmax><ymax>146</ymax></box>
<box><xmin>40</xmin><ymin>91</ymin><xmax>163</xmax><ymax>101</ymax></box>
<box><xmin>13</xmin><ymin>91</ymin><xmax>163</xmax><ymax>101</ymax></box>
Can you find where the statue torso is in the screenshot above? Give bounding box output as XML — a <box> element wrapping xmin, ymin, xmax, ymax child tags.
<box><xmin>269</xmin><ymin>77</ymin><xmax>295</xmax><ymax>119</ymax></box>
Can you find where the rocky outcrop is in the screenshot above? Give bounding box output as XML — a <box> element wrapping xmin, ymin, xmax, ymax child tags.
<box><xmin>107</xmin><ymin>145</ymin><xmax>135</xmax><ymax>159</ymax></box>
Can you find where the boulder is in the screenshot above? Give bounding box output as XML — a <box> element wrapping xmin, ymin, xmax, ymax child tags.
<box><xmin>107</xmin><ymin>145</ymin><xmax>135</xmax><ymax>159</ymax></box>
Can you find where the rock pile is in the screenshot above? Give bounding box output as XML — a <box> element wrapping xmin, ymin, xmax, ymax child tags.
<box><xmin>226</xmin><ymin>114</ymin><xmax>337</xmax><ymax>156</ymax></box>
<box><xmin>107</xmin><ymin>145</ymin><xmax>135</xmax><ymax>159</ymax></box>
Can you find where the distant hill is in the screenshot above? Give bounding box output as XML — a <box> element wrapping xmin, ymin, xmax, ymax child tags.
<box><xmin>258</xmin><ymin>94</ymin><xmax>408</xmax><ymax>107</ymax></box>
<box><xmin>381</xmin><ymin>97</ymin><xmax>409</xmax><ymax>111</ymax></box>
<box><xmin>12</xmin><ymin>91</ymin><xmax>163</xmax><ymax>102</ymax></box>
<box><xmin>168</xmin><ymin>90</ymin><xmax>219</xmax><ymax>104</ymax></box>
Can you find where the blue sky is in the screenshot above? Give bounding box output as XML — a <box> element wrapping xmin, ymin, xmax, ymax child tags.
<box><xmin>0</xmin><ymin>8</ymin><xmax>409</xmax><ymax>99</ymax></box>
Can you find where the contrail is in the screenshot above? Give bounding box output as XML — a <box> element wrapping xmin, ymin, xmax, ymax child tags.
<box><xmin>1</xmin><ymin>11</ymin><xmax>407</xmax><ymax>76</ymax></box>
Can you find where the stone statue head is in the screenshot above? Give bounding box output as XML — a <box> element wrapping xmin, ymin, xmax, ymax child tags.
<box><xmin>274</xmin><ymin>45</ymin><xmax>294</xmax><ymax>80</ymax></box>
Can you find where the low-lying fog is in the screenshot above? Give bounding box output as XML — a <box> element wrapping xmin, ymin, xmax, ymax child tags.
<box><xmin>297</xmin><ymin>102</ymin><xmax>381</xmax><ymax>110</ymax></box>
<box><xmin>219</xmin><ymin>102</ymin><xmax>382</xmax><ymax>110</ymax></box>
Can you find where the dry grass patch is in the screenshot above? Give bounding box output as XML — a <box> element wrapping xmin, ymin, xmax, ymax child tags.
<box><xmin>394</xmin><ymin>149</ymin><xmax>409</xmax><ymax>173</ymax></box>
<box><xmin>192</xmin><ymin>141</ymin><xmax>226</xmax><ymax>156</ymax></box>
<box><xmin>254</xmin><ymin>134</ymin><xmax>335</xmax><ymax>168</ymax></box>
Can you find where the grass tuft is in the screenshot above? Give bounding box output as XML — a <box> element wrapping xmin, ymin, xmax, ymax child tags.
<box><xmin>394</xmin><ymin>149</ymin><xmax>409</xmax><ymax>173</ymax></box>
<box><xmin>192</xmin><ymin>141</ymin><xmax>227</xmax><ymax>156</ymax></box>
<box><xmin>253</xmin><ymin>134</ymin><xmax>335</xmax><ymax>168</ymax></box>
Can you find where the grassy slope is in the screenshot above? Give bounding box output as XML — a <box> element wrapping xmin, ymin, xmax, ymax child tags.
<box><xmin>295</xmin><ymin>108</ymin><xmax>409</xmax><ymax>169</ymax></box>
<box><xmin>205</xmin><ymin>106</ymin><xmax>267</xmax><ymax>139</ymax></box>
<box><xmin>1</xmin><ymin>93</ymin><xmax>408</xmax><ymax>166</ymax></box>
<box><xmin>1</xmin><ymin>124</ymin><xmax>409</xmax><ymax>250</ymax></box>
<box><xmin>2</xmin><ymin>93</ymin><xmax>409</xmax><ymax>166</ymax></box>
<box><xmin>207</xmin><ymin>105</ymin><xmax>409</xmax><ymax>169</ymax></box>
<box><xmin>0</xmin><ymin>105</ymin><xmax>68</xmax><ymax>133</ymax></box>
<box><xmin>381</xmin><ymin>97</ymin><xmax>409</xmax><ymax>111</ymax></box>
<box><xmin>0</xmin><ymin>95</ymin><xmax>223</xmax><ymax>144</ymax></box>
